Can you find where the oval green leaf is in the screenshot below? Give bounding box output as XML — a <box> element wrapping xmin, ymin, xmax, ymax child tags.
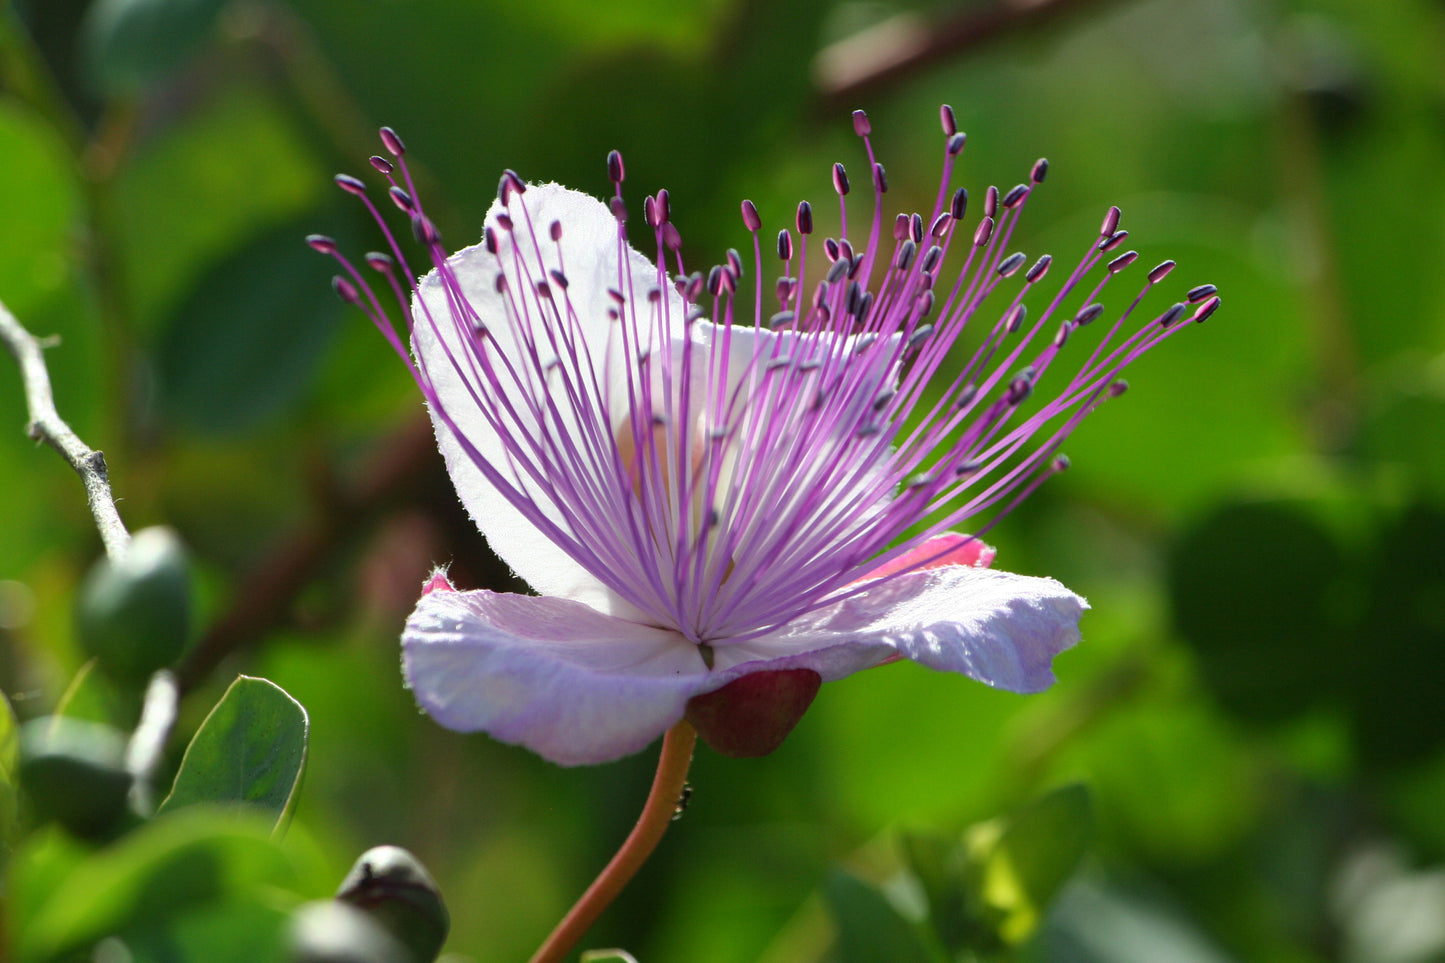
<box><xmin>157</xmin><ymin>675</ymin><xmax>308</xmax><ymax>829</ymax></box>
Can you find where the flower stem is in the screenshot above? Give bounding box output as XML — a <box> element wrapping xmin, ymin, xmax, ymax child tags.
<box><xmin>527</xmin><ymin>721</ymin><xmax>697</xmax><ymax>963</ymax></box>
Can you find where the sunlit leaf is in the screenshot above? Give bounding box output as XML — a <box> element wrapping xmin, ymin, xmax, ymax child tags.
<box><xmin>967</xmin><ymin>783</ymin><xmax>1093</xmax><ymax>946</ymax></box>
<box><xmin>17</xmin><ymin>807</ymin><xmax>295</xmax><ymax>963</ymax></box>
<box><xmin>0</xmin><ymin>690</ymin><xmax>18</xmax><ymax>844</ymax></box>
<box><xmin>157</xmin><ymin>675</ymin><xmax>308</xmax><ymax>828</ymax></box>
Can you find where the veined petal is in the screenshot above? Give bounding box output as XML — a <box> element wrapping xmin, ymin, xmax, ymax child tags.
<box><xmin>411</xmin><ymin>184</ymin><xmax>696</xmax><ymax>617</ymax></box>
<box><xmin>708</xmin><ymin>564</ymin><xmax>1085</xmax><ymax>694</ymax></box>
<box><xmin>403</xmin><ymin>589</ymin><xmax>708</xmax><ymax>766</ymax></box>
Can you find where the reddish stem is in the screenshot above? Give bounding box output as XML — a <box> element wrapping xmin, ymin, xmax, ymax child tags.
<box><xmin>527</xmin><ymin>721</ymin><xmax>697</xmax><ymax>963</ymax></box>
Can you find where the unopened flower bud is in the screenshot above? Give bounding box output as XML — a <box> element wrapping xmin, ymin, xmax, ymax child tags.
<box><xmin>287</xmin><ymin>900</ymin><xmax>410</xmax><ymax>963</ymax></box>
<box><xmin>20</xmin><ymin>716</ymin><xmax>133</xmax><ymax>839</ymax></box>
<box><xmin>336</xmin><ymin>845</ymin><xmax>450</xmax><ymax>963</ymax></box>
<box><xmin>684</xmin><ymin>668</ymin><xmax>822</xmax><ymax>758</ymax></box>
<box><xmin>75</xmin><ymin>527</ymin><xmax>192</xmax><ymax>689</ymax></box>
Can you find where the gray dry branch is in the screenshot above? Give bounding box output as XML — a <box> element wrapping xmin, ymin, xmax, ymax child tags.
<box><xmin>0</xmin><ymin>298</ymin><xmax>131</xmax><ymax>560</ymax></box>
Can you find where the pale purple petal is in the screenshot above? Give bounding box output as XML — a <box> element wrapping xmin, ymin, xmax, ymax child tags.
<box><xmin>708</xmin><ymin>565</ymin><xmax>1085</xmax><ymax>694</ymax></box>
<box><xmin>403</xmin><ymin>588</ymin><xmax>708</xmax><ymax>765</ymax></box>
<box><xmin>411</xmin><ymin>184</ymin><xmax>695</xmax><ymax>618</ymax></box>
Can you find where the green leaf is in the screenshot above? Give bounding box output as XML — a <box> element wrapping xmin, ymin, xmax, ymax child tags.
<box><xmin>158</xmin><ymin>675</ymin><xmax>308</xmax><ymax>828</ymax></box>
<box><xmin>0</xmin><ymin>690</ymin><xmax>19</xmax><ymax>845</ymax></box>
<box><xmin>899</xmin><ymin>831</ymin><xmax>972</xmax><ymax>956</ymax></box>
<box><xmin>79</xmin><ymin>0</ymin><xmax>230</xmax><ymax>94</ymax></box>
<box><xmin>156</xmin><ymin>212</ymin><xmax>352</xmax><ymax>435</ymax></box>
<box><xmin>823</xmin><ymin>870</ymin><xmax>933</xmax><ymax>963</ymax></box>
<box><xmin>17</xmin><ymin>807</ymin><xmax>295</xmax><ymax>963</ymax></box>
<box><xmin>966</xmin><ymin>783</ymin><xmax>1094</xmax><ymax>946</ymax></box>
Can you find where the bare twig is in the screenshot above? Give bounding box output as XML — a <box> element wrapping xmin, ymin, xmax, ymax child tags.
<box><xmin>0</xmin><ymin>299</ymin><xmax>131</xmax><ymax>560</ymax></box>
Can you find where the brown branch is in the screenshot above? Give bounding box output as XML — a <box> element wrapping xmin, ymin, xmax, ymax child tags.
<box><xmin>815</xmin><ymin>0</ymin><xmax>1109</xmax><ymax>105</ymax></box>
<box><xmin>0</xmin><ymin>299</ymin><xmax>131</xmax><ymax>560</ymax></box>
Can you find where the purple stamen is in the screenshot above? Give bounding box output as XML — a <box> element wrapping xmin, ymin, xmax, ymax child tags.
<box><xmin>325</xmin><ymin>110</ymin><xmax>1213</xmax><ymax>645</ymax></box>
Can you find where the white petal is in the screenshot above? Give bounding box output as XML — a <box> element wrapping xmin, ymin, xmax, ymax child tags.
<box><xmin>708</xmin><ymin>565</ymin><xmax>1085</xmax><ymax>693</ymax></box>
<box><xmin>411</xmin><ymin>184</ymin><xmax>694</xmax><ymax>616</ymax></box>
<box><xmin>403</xmin><ymin>588</ymin><xmax>709</xmax><ymax>766</ymax></box>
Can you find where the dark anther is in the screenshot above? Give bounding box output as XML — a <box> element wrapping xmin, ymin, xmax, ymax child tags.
<box><xmin>305</xmin><ymin>234</ymin><xmax>337</xmax><ymax>255</ymax></box>
<box><xmin>656</xmin><ymin>188</ymin><xmax>671</xmax><ymax>223</ymax></box>
<box><xmin>769</xmin><ymin>310</ymin><xmax>795</xmax><ymax>329</ymax></box>
<box><xmin>996</xmin><ymin>251</ymin><xmax>1027</xmax><ymax>277</ymax></box>
<box><xmin>896</xmin><ymin>239</ymin><xmax>917</xmax><ymax>271</ymax></box>
<box><xmin>549</xmin><ymin>220</ymin><xmax>563</xmax><ymax>242</ymax></box>
<box><xmin>610</xmin><ymin>196</ymin><xmax>628</xmax><ymax>222</ymax></box>
<box><xmin>947</xmin><ymin>132</ymin><xmax>966</xmax><ymax>155</ymax></box>
<box><xmin>920</xmin><ymin>245</ymin><xmax>943</xmax><ymax>274</ymax></box>
<box><xmin>1006</xmin><ymin>303</ymin><xmax>1027</xmax><ymax>334</ymax></box>
<box><xmin>331</xmin><ymin>275</ymin><xmax>359</xmax><ymax>303</ymax></box>
<box><xmin>484</xmin><ymin>227</ymin><xmax>498</xmax><ymax>253</ymax></box>
<box><xmin>389</xmin><ymin>186</ymin><xmax>415</xmax><ymax>214</ymax></box>
<box><xmin>1106</xmin><ymin>250</ymin><xmax>1138</xmax><ymax>274</ymax></box>
<box><xmin>910</xmin><ymin>213</ymin><xmax>924</xmax><ymax>244</ymax></box>
<box><xmin>907</xmin><ymin>323</ymin><xmax>934</xmax><ymax>347</ymax></box>
<box><xmin>1026</xmin><ymin>255</ymin><xmax>1053</xmax><ymax>283</ymax></box>
<box><xmin>973</xmin><ymin>216</ymin><xmax>995</xmax><ymax>247</ymax></box>
<box><xmin>364</xmin><ymin>251</ymin><xmax>394</xmax><ymax>272</ymax></box>
<box><xmin>916</xmin><ymin>290</ymin><xmax>935</xmax><ymax>317</ymax></box>
<box><xmin>1074</xmin><ymin>303</ymin><xmax>1105</xmax><ymax>325</ymax></box>
<box><xmin>1099</xmin><ymin>230</ymin><xmax>1129</xmax><ymax>252</ymax></box>
<box><xmin>796</xmin><ymin>201</ymin><xmax>813</xmax><ymax>235</ymax></box>
<box><xmin>832</xmin><ymin>162</ymin><xmax>850</xmax><ymax>196</ymax></box>
<box><xmin>369</xmin><ymin>156</ymin><xmax>393</xmax><ymax>175</ymax></box>
<box><xmin>549</xmin><ymin>268</ymin><xmax>568</xmax><ymax>290</ymax></box>
<box><xmin>1100</xmin><ymin>206</ymin><xmax>1121</xmax><ymax>237</ymax></box>
<box><xmin>1187</xmin><ymin>283</ymin><xmax>1218</xmax><ymax>303</ymax></box>
<box><xmin>1158</xmin><ymin>302</ymin><xmax>1186</xmax><ymax>327</ymax></box>
<box><xmin>893</xmin><ymin>213</ymin><xmax>909</xmax><ymax>241</ymax></box>
<box><xmin>1192</xmin><ymin>295</ymin><xmax>1221</xmax><ymax>322</ymax></box>
<box><xmin>741</xmin><ymin>199</ymin><xmax>761</xmax><ymax>232</ymax></box>
<box><xmin>1002</xmin><ymin>184</ymin><xmax>1029</xmax><ymax>208</ymax></box>
<box><xmin>940</xmin><ymin>104</ymin><xmax>958</xmax><ymax>136</ymax></box>
<box><xmin>872</xmin><ymin>163</ymin><xmax>888</xmax><ymax>194</ymax></box>
<box><xmin>929</xmin><ymin>213</ymin><xmax>951</xmax><ymax>238</ymax></box>
<box><xmin>984</xmin><ymin>186</ymin><xmax>999</xmax><ymax>218</ymax></box>
<box><xmin>777</xmin><ymin>230</ymin><xmax>793</xmax><ymax>261</ymax></box>
<box><xmin>826</xmin><ymin>258</ymin><xmax>848</xmax><ymax>284</ymax></box>
<box><xmin>1148</xmin><ymin>260</ymin><xmax>1176</xmax><ymax>284</ymax></box>
<box><xmin>607</xmin><ymin>149</ymin><xmax>625</xmax><ymax>184</ymax></box>
<box><xmin>852</xmin><ymin>109</ymin><xmax>871</xmax><ymax>136</ymax></box>
<box><xmin>1031</xmin><ymin>158</ymin><xmax>1049</xmax><ymax>183</ymax></box>
<box><xmin>379</xmin><ymin>127</ymin><xmax>406</xmax><ymax>156</ymax></box>
<box><xmin>411</xmin><ymin>215</ymin><xmax>440</xmax><ymax>246</ymax></box>
<box><xmin>824</xmin><ymin>238</ymin><xmax>841</xmax><ymax>264</ymax></box>
<box><xmin>334</xmin><ymin>173</ymin><xmax>367</xmax><ymax>196</ymax></box>
<box><xmin>951</xmin><ymin>187</ymin><xmax>968</xmax><ymax>220</ymax></box>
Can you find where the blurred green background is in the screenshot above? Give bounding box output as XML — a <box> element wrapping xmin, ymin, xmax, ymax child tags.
<box><xmin>2</xmin><ymin>0</ymin><xmax>1444</xmax><ymax>960</ymax></box>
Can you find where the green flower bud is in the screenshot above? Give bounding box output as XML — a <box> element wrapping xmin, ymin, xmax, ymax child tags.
<box><xmin>76</xmin><ymin>527</ymin><xmax>192</xmax><ymax>688</ymax></box>
<box><xmin>685</xmin><ymin>668</ymin><xmax>822</xmax><ymax>757</ymax></box>
<box><xmin>336</xmin><ymin>846</ymin><xmax>449</xmax><ymax>963</ymax></box>
<box><xmin>288</xmin><ymin>901</ymin><xmax>411</xmax><ymax>963</ymax></box>
<box><xmin>19</xmin><ymin>715</ymin><xmax>133</xmax><ymax>839</ymax></box>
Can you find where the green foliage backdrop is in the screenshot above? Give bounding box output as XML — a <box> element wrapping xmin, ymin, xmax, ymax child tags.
<box><xmin>2</xmin><ymin>0</ymin><xmax>1444</xmax><ymax>960</ymax></box>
